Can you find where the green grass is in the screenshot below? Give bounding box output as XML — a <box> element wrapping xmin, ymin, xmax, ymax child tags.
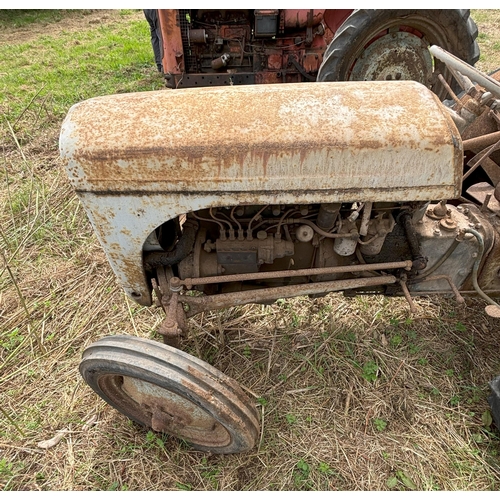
<box><xmin>0</xmin><ymin>9</ymin><xmax>68</xmax><ymax>28</ymax></box>
<box><xmin>0</xmin><ymin>10</ymin><xmax>163</xmax><ymax>129</ymax></box>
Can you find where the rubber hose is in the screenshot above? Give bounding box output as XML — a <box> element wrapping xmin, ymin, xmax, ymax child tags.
<box><xmin>144</xmin><ymin>219</ymin><xmax>199</xmax><ymax>271</ymax></box>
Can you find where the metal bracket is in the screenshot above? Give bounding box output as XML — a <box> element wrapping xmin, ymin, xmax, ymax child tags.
<box><xmin>157</xmin><ymin>292</ymin><xmax>186</xmax><ymax>348</ymax></box>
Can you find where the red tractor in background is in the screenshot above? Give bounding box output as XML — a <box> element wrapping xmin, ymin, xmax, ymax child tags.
<box><xmin>156</xmin><ymin>9</ymin><xmax>479</xmax><ymax>97</ymax></box>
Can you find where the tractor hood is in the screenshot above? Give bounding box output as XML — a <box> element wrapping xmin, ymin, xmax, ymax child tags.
<box><xmin>61</xmin><ymin>81</ymin><xmax>462</xmax><ymax>200</ymax></box>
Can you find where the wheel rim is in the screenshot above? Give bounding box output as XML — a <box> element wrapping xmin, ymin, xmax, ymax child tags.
<box><xmin>80</xmin><ymin>335</ymin><xmax>260</xmax><ymax>453</ymax></box>
<box><xmin>99</xmin><ymin>375</ymin><xmax>233</xmax><ymax>447</ymax></box>
<box><xmin>349</xmin><ymin>30</ymin><xmax>433</xmax><ymax>84</ymax></box>
<box><xmin>318</xmin><ymin>12</ymin><xmax>471</xmax><ymax>100</ymax></box>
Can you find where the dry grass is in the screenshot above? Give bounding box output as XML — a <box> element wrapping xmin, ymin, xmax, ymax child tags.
<box><xmin>1</xmin><ymin>9</ymin><xmax>500</xmax><ymax>491</ymax></box>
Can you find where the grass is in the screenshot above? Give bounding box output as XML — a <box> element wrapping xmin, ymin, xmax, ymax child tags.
<box><xmin>0</xmin><ymin>8</ymin><xmax>500</xmax><ymax>491</ymax></box>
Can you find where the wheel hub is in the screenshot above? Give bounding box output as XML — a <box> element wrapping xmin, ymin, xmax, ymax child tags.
<box><xmin>120</xmin><ymin>376</ymin><xmax>232</xmax><ymax>447</ymax></box>
<box><xmin>350</xmin><ymin>31</ymin><xmax>433</xmax><ymax>85</ymax></box>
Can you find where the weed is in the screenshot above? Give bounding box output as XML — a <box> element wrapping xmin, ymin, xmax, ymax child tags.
<box><xmin>293</xmin><ymin>459</ymin><xmax>312</xmax><ymax>490</ymax></box>
<box><xmin>318</xmin><ymin>462</ymin><xmax>332</xmax><ymax>474</ymax></box>
<box><xmin>286</xmin><ymin>413</ymin><xmax>297</xmax><ymax>425</ymax></box>
<box><xmin>0</xmin><ymin>328</ymin><xmax>24</xmax><ymax>351</ymax></box>
<box><xmin>176</xmin><ymin>482</ymin><xmax>193</xmax><ymax>491</ymax></box>
<box><xmin>145</xmin><ymin>430</ymin><xmax>165</xmax><ymax>450</ymax></box>
<box><xmin>390</xmin><ymin>333</ymin><xmax>403</xmax><ymax>348</ymax></box>
<box><xmin>396</xmin><ymin>470</ymin><xmax>417</xmax><ymax>490</ymax></box>
<box><xmin>361</xmin><ymin>360</ymin><xmax>379</xmax><ymax>382</ymax></box>
<box><xmin>201</xmin><ymin>464</ymin><xmax>220</xmax><ymax>490</ymax></box>
<box><xmin>373</xmin><ymin>418</ymin><xmax>387</xmax><ymax>432</ymax></box>
<box><xmin>482</xmin><ymin>410</ymin><xmax>493</xmax><ymax>428</ymax></box>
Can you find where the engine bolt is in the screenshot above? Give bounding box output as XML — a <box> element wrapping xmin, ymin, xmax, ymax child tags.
<box><xmin>433</xmin><ymin>228</ymin><xmax>441</xmax><ymax>236</ymax></box>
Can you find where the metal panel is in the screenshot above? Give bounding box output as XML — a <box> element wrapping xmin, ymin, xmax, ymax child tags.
<box><xmin>61</xmin><ymin>81</ymin><xmax>462</xmax><ymax>198</ymax></box>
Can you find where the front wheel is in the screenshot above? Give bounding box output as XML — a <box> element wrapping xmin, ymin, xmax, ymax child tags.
<box><xmin>317</xmin><ymin>9</ymin><xmax>480</xmax><ymax>100</ymax></box>
<box><xmin>80</xmin><ymin>335</ymin><xmax>260</xmax><ymax>454</ymax></box>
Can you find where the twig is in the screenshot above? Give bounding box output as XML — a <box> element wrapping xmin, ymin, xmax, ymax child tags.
<box><xmin>266</xmin><ymin>326</ymin><xmax>276</xmax><ymax>378</ymax></box>
<box><xmin>12</xmin><ymin>83</ymin><xmax>46</xmax><ymax>128</ymax></box>
<box><xmin>344</xmin><ymin>381</ymin><xmax>355</xmax><ymax>416</ymax></box>
<box><xmin>388</xmin><ymin>360</ymin><xmax>405</xmax><ymax>389</ymax></box>
<box><xmin>271</xmin><ymin>335</ymin><xmax>331</xmax><ymax>390</ymax></box>
<box><xmin>2</xmin><ymin>160</ymin><xmax>18</xmax><ymax>245</ymax></box>
<box><xmin>0</xmin><ymin>443</ymin><xmax>43</xmax><ymax>455</ymax></box>
<box><xmin>257</xmin><ymin>405</ymin><xmax>265</xmax><ymax>453</ymax></box>
<box><xmin>0</xmin><ymin>405</ymin><xmax>25</xmax><ymax>437</ymax></box>
<box><xmin>125</xmin><ymin>293</ymin><xmax>139</xmax><ymax>337</ymax></box>
<box><xmin>7</xmin><ymin>119</ymin><xmax>27</xmax><ymax>163</ymax></box>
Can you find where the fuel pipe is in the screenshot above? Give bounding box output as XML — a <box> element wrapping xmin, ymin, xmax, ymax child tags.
<box><xmin>398</xmin><ymin>212</ymin><xmax>428</xmax><ymax>271</ymax></box>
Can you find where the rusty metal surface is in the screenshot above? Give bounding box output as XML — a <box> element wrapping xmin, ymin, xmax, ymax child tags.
<box><xmin>171</xmin><ymin>260</ymin><xmax>412</xmax><ymax>290</ymax></box>
<box><xmin>182</xmin><ymin>275</ymin><xmax>397</xmax><ymax>317</ymax></box>
<box><xmin>463</xmin><ymin>131</ymin><xmax>500</xmax><ymax>151</ymax></box>
<box><xmin>157</xmin><ymin>10</ymin><xmax>184</xmax><ymax>75</ymax></box>
<box><xmin>61</xmin><ymin>81</ymin><xmax>462</xmax><ymax>198</ymax></box>
<box><xmin>350</xmin><ymin>31</ymin><xmax>433</xmax><ymax>84</ymax></box>
<box><xmin>411</xmin><ymin>203</ymin><xmax>495</xmax><ymax>294</ymax></box>
<box><xmin>59</xmin><ymin>81</ymin><xmax>462</xmax><ymax>304</ymax></box>
<box><xmin>283</xmin><ymin>9</ymin><xmax>325</xmax><ymax>29</ymax></box>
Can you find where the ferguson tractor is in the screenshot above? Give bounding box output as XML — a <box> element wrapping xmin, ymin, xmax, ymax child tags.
<box><xmin>60</xmin><ymin>10</ymin><xmax>500</xmax><ymax>453</ymax></box>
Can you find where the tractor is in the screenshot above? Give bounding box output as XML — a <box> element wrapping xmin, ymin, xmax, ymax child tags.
<box><xmin>60</xmin><ymin>10</ymin><xmax>500</xmax><ymax>453</ymax></box>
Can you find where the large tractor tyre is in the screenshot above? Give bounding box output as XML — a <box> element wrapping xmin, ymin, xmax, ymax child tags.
<box><xmin>317</xmin><ymin>9</ymin><xmax>480</xmax><ymax>100</ymax></box>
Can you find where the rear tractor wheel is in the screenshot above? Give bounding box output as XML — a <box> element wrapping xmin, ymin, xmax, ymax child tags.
<box><xmin>80</xmin><ymin>335</ymin><xmax>260</xmax><ymax>454</ymax></box>
<box><xmin>318</xmin><ymin>9</ymin><xmax>480</xmax><ymax>100</ymax></box>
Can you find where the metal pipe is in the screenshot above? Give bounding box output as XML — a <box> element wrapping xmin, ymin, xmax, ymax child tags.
<box><xmin>399</xmin><ymin>212</ymin><xmax>427</xmax><ymax>270</ymax></box>
<box><xmin>399</xmin><ymin>278</ymin><xmax>417</xmax><ymax>313</ymax></box>
<box><xmin>421</xmin><ymin>274</ymin><xmax>465</xmax><ymax>304</ymax></box>
<box><xmin>171</xmin><ymin>260</ymin><xmax>413</xmax><ymax>289</ymax></box>
<box><xmin>181</xmin><ymin>275</ymin><xmax>398</xmax><ymax>317</ymax></box>
<box><xmin>464</xmin><ymin>227</ymin><xmax>500</xmax><ymax>308</ymax></box>
<box><xmin>438</xmin><ymin>73</ymin><xmax>462</xmax><ymax>106</ymax></box>
<box><xmin>462</xmin><ymin>131</ymin><xmax>500</xmax><ymax>151</ymax></box>
<box><xmin>430</xmin><ymin>45</ymin><xmax>500</xmax><ymax>99</ymax></box>
<box><xmin>286</xmin><ymin>218</ymin><xmax>355</xmax><ymax>239</ymax></box>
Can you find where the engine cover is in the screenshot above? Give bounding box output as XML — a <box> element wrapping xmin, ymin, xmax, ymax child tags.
<box><xmin>59</xmin><ymin>81</ymin><xmax>462</xmax><ymax>305</ymax></box>
<box><xmin>62</xmin><ymin>80</ymin><xmax>461</xmax><ymax>199</ymax></box>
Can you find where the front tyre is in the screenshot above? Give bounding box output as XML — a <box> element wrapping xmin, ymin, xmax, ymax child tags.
<box><xmin>80</xmin><ymin>335</ymin><xmax>260</xmax><ymax>454</ymax></box>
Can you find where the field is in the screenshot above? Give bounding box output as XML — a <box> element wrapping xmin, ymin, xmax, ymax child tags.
<box><xmin>1</xmin><ymin>9</ymin><xmax>500</xmax><ymax>491</ymax></box>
